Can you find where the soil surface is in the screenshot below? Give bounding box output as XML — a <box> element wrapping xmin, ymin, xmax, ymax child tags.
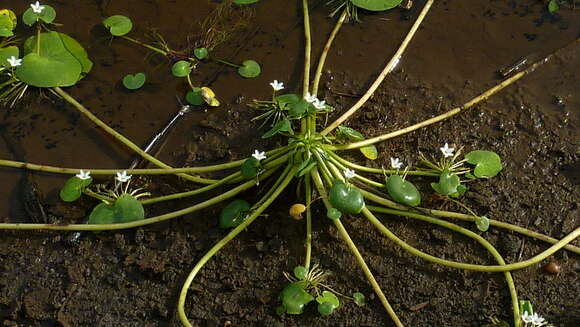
<box><xmin>1</xmin><ymin>1</ymin><xmax>579</xmax><ymax>326</ymax></box>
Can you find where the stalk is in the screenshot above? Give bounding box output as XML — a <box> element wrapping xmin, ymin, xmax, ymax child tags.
<box><xmin>304</xmin><ymin>173</ymin><xmax>313</xmax><ymax>270</ymax></box>
<box><xmin>301</xmin><ymin>0</ymin><xmax>312</xmax><ymax>133</ymax></box>
<box><xmin>327</xmin><ymin>151</ymin><xmax>438</xmax><ymax>177</ymax></box>
<box><xmin>121</xmin><ymin>35</ymin><xmax>169</xmax><ymax>56</ymax></box>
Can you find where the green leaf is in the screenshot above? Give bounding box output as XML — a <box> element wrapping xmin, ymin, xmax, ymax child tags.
<box><xmin>293</xmin><ymin>266</ymin><xmax>307</xmax><ymax>280</ymax></box>
<box><xmin>548</xmin><ymin>0</ymin><xmax>559</xmax><ymax>13</ymax></box>
<box><xmin>326</xmin><ymin>207</ymin><xmax>342</xmax><ymax>220</ymax></box>
<box><xmin>59</xmin><ymin>176</ymin><xmax>92</xmax><ymax>202</ymax></box>
<box><xmin>329</xmin><ymin>180</ymin><xmax>365</xmax><ymax>215</ymax></box>
<box><xmin>465</xmin><ymin>150</ymin><xmax>503</xmax><ymax>178</ymax></box>
<box><xmin>316</xmin><ymin>291</ymin><xmax>340</xmax><ymax>307</ymax></box>
<box><xmin>0</xmin><ymin>46</ymin><xmax>19</xmax><ymax>67</ymax></box>
<box><xmin>288</xmin><ymin>99</ymin><xmax>309</xmax><ymax>117</ymax></box>
<box><xmin>193</xmin><ymin>47</ymin><xmax>208</xmax><ymax>60</ymax></box>
<box><xmin>0</xmin><ymin>12</ymin><xmax>15</xmax><ymax>37</ymax></box>
<box><xmin>88</xmin><ymin>203</ymin><xmax>116</xmax><ymax>225</ymax></box>
<box><xmin>519</xmin><ymin>300</ymin><xmax>534</xmax><ymax>316</ymax></box>
<box><xmin>431</xmin><ymin>170</ymin><xmax>460</xmax><ymax>196</ymax></box>
<box><xmin>237</xmin><ymin>59</ymin><xmax>261</xmax><ymax>78</ymax></box>
<box><xmin>336</xmin><ymin>125</ymin><xmax>365</xmax><ymax>141</ymax></box>
<box><xmin>450</xmin><ymin>183</ymin><xmax>467</xmax><ymax>198</ymax></box>
<box><xmin>240</xmin><ymin>157</ymin><xmax>260</xmax><ymax>178</ymax></box>
<box><xmin>234</xmin><ymin>0</ymin><xmax>260</xmax><ymax>4</ymax></box>
<box><xmin>87</xmin><ymin>194</ymin><xmax>144</xmax><ymax>225</ymax></box>
<box><xmin>16</xmin><ymin>32</ymin><xmax>84</xmax><ymax>87</ymax></box>
<box><xmin>275</xmin><ymin>94</ymin><xmax>300</xmax><ymax>110</ymax></box>
<box><xmin>351</xmin><ymin>0</ymin><xmax>403</xmax><ymax>11</ymax></box>
<box><xmin>262</xmin><ymin>119</ymin><xmax>292</xmax><ymax>138</ymax></box>
<box><xmin>353</xmin><ymin>292</ymin><xmax>366</xmax><ymax>306</ymax></box>
<box><xmin>279</xmin><ymin>282</ymin><xmax>314</xmax><ymax>315</ymax></box>
<box><xmin>385</xmin><ymin>175</ymin><xmax>421</xmax><ymax>207</ymax></box>
<box><xmin>122</xmin><ymin>72</ymin><xmax>146</xmax><ymax>90</ymax></box>
<box><xmin>219</xmin><ymin>199</ymin><xmax>251</xmax><ymax>228</ymax></box>
<box><xmin>186</xmin><ymin>88</ymin><xmax>204</xmax><ymax>105</ymax></box>
<box><xmin>103</xmin><ymin>15</ymin><xmax>133</xmax><ymax>36</ymax></box>
<box><xmin>22</xmin><ymin>5</ymin><xmax>56</xmax><ymax>26</ymax></box>
<box><xmin>317</xmin><ymin>301</ymin><xmax>335</xmax><ymax>316</ymax></box>
<box><xmin>360</xmin><ymin>145</ymin><xmax>378</xmax><ymax>160</ymax></box>
<box><xmin>475</xmin><ymin>215</ymin><xmax>490</xmax><ymax>232</ymax></box>
<box><xmin>171</xmin><ymin>60</ymin><xmax>192</xmax><ymax>77</ymax></box>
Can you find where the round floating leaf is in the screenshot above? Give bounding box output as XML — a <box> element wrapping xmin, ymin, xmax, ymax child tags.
<box><xmin>185</xmin><ymin>88</ymin><xmax>204</xmax><ymax>105</ymax></box>
<box><xmin>360</xmin><ymin>145</ymin><xmax>378</xmax><ymax>160</ymax></box>
<box><xmin>465</xmin><ymin>150</ymin><xmax>503</xmax><ymax>178</ymax></box>
<box><xmin>318</xmin><ymin>301</ymin><xmax>335</xmax><ymax>316</ymax></box>
<box><xmin>122</xmin><ymin>72</ymin><xmax>146</xmax><ymax>90</ymax></box>
<box><xmin>171</xmin><ymin>60</ymin><xmax>191</xmax><ymax>77</ymax></box>
<box><xmin>240</xmin><ymin>157</ymin><xmax>260</xmax><ymax>178</ymax></box>
<box><xmin>353</xmin><ymin>292</ymin><xmax>366</xmax><ymax>306</ymax></box>
<box><xmin>59</xmin><ymin>176</ymin><xmax>92</xmax><ymax>202</ymax></box>
<box><xmin>431</xmin><ymin>170</ymin><xmax>460</xmax><ymax>196</ymax></box>
<box><xmin>59</xmin><ymin>33</ymin><xmax>93</xmax><ymax>75</ymax></box>
<box><xmin>22</xmin><ymin>5</ymin><xmax>56</xmax><ymax>26</ymax></box>
<box><xmin>279</xmin><ymin>282</ymin><xmax>314</xmax><ymax>315</ymax></box>
<box><xmin>351</xmin><ymin>0</ymin><xmax>403</xmax><ymax>11</ymax></box>
<box><xmin>114</xmin><ymin>193</ymin><xmax>145</xmax><ymax>223</ymax></box>
<box><xmin>193</xmin><ymin>47</ymin><xmax>208</xmax><ymax>60</ymax></box>
<box><xmin>234</xmin><ymin>0</ymin><xmax>260</xmax><ymax>4</ymax></box>
<box><xmin>103</xmin><ymin>15</ymin><xmax>133</xmax><ymax>36</ymax></box>
<box><xmin>293</xmin><ymin>266</ymin><xmax>307</xmax><ymax>280</ymax></box>
<box><xmin>475</xmin><ymin>215</ymin><xmax>490</xmax><ymax>232</ymax></box>
<box><xmin>237</xmin><ymin>59</ymin><xmax>261</xmax><ymax>78</ymax></box>
<box><xmin>0</xmin><ymin>46</ymin><xmax>19</xmax><ymax>67</ymax></box>
<box><xmin>329</xmin><ymin>180</ymin><xmax>365</xmax><ymax>215</ymax></box>
<box><xmin>16</xmin><ymin>32</ymin><xmax>83</xmax><ymax>87</ymax></box>
<box><xmin>219</xmin><ymin>199</ymin><xmax>251</xmax><ymax>228</ymax></box>
<box><xmin>385</xmin><ymin>175</ymin><xmax>421</xmax><ymax>207</ymax></box>
<box><xmin>326</xmin><ymin>207</ymin><xmax>342</xmax><ymax>220</ymax></box>
<box><xmin>262</xmin><ymin>119</ymin><xmax>292</xmax><ymax>138</ymax></box>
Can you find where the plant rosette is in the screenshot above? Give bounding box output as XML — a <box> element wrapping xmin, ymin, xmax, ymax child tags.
<box><xmin>88</xmin><ymin>193</ymin><xmax>145</xmax><ymax>225</ymax></box>
<box><xmin>329</xmin><ymin>180</ymin><xmax>365</xmax><ymax>215</ymax></box>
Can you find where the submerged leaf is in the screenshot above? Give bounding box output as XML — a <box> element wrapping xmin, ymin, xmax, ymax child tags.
<box><xmin>103</xmin><ymin>15</ymin><xmax>133</xmax><ymax>36</ymax></box>
<box><xmin>122</xmin><ymin>72</ymin><xmax>146</xmax><ymax>90</ymax></box>
<box><xmin>238</xmin><ymin>59</ymin><xmax>261</xmax><ymax>78</ymax></box>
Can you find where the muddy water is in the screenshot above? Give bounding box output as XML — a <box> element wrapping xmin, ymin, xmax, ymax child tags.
<box><xmin>0</xmin><ymin>0</ymin><xmax>579</xmax><ymax>326</ymax></box>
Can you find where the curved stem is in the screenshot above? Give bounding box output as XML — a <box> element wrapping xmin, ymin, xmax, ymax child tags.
<box><xmin>53</xmin><ymin>87</ymin><xmax>215</xmax><ymax>184</ymax></box>
<box><xmin>364</xmin><ymin>207</ymin><xmax>579</xmax><ymax>272</ymax></box>
<box><xmin>310</xmin><ymin>169</ymin><xmax>404</xmax><ymax>327</ymax></box>
<box><xmin>367</xmin><ymin>205</ymin><xmax>521</xmax><ymax>327</ymax></box>
<box><xmin>211</xmin><ymin>57</ymin><xmax>241</xmax><ymax>68</ymax></box>
<box><xmin>121</xmin><ymin>35</ymin><xmax>169</xmax><ymax>56</ymax></box>
<box><xmin>327</xmin><ymin>151</ymin><xmax>438</xmax><ymax>177</ymax></box>
<box><xmin>321</xmin><ymin>0</ymin><xmax>435</xmax><ymax>136</ymax></box>
<box><xmin>312</xmin><ymin>9</ymin><xmax>346</xmax><ymax>96</ymax></box>
<box><xmin>177</xmin><ymin>164</ymin><xmax>299</xmax><ymax>327</ymax></box>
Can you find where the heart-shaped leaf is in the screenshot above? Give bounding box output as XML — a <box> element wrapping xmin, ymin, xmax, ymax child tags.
<box><xmin>237</xmin><ymin>59</ymin><xmax>261</xmax><ymax>78</ymax></box>
<box><xmin>240</xmin><ymin>157</ymin><xmax>260</xmax><ymax>178</ymax></box>
<box><xmin>351</xmin><ymin>0</ymin><xmax>403</xmax><ymax>11</ymax></box>
<box><xmin>262</xmin><ymin>119</ymin><xmax>292</xmax><ymax>138</ymax></box>
<box><xmin>276</xmin><ymin>93</ymin><xmax>300</xmax><ymax>110</ymax></box>
<box><xmin>329</xmin><ymin>180</ymin><xmax>365</xmax><ymax>215</ymax></box>
<box><xmin>475</xmin><ymin>215</ymin><xmax>490</xmax><ymax>232</ymax></box>
<box><xmin>465</xmin><ymin>150</ymin><xmax>503</xmax><ymax>178</ymax></box>
<box><xmin>88</xmin><ymin>194</ymin><xmax>144</xmax><ymax>225</ymax></box>
<box><xmin>0</xmin><ymin>46</ymin><xmax>19</xmax><ymax>67</ymax></box>
<box><xmin>316</xmin><ymin>291</ymin><xmax>340</xmax><ymax>307</ymax></box>
<box><xmin>385</xmin><ymin>175</ymin><xmax>421</xmax><ymax>207</ymax></box>
<box><xmin>103</xmin><ymin>15</ymin><xmax>133</xmax><ymax>36</ymax></box>
<box><xmin>326</xmin><ymin>207</ymin><xmax>342</xmax><ymax>220</ymax></box>
<box><xmin>59</xmin><ymin>176</ymin><xmax>92</xmax><ymax>202</ymax></box>
<box><xmin>88</xmin><ymin>203</ymin><xmax>116</xmax><ymax>225</ymax></box>
<box><xmin>318</xmin><ymin>301</ymin><xmax>335</xmax><ymax>316</ymax></box>
<box><xmin>171</xmin><ymin>60</ymin><xmax>191</xmax><ymax>77</ymax></box>
<box><xmin>185</xmin><ymin>87</ymin><xmax>204</xmax><ymax>105</ymax></box>
<box><xmin>122</xmin><ymin>72</ymin><xmax>146</xmax><ymax>90</ymax></box>
<box><xmin>288</xmin><ymin>98</ymin><xmax>309</xmax><ymax>117</ymax></box>
<box><xmin>279</xmin><ymin>282</ymin><xmax>314</xmax><ymax>315</ymax></box>
<box><xmin>193</xmin><ymin>47</ymin><xmax>208</xmax><ymax>60</ymax></box>
<box><xmin>431</xmin><ymin>170</ymin><xmax>460</xmax><ymax>196</ymax></box>
<box><xmin>353</xmin><ymin>292</ymin><xmax>366</xmax><ymax>306</ymax></box>
<box><xmin>219</xmin><ymin>199</ymin><xmax>251</xmax><ymax>228</ymax></box>
<box><xmin>22</xmin><ymin>5</ymin><xmax>56</xmax><ymax>26</ymax></box>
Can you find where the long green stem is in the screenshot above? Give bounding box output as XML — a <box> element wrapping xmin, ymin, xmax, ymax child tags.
<box><xmin>304</xmin><ymin>173</ymin><xmax>313</xmax><ymax>270</ymax></box>
<box><xmin>177</xmin><ymin>164</ymin><xmax>299</xmax><ymax>327</ymax></box>
<box><xmin>311</xmin><ymin>169</ymin><xmax>404</xmax><ymax>327</ymax></box>
<box><xmin>327</xmin><ymin>151</ymin><xmax>438</xmax><ymax>177</ymax></box>
<box><xmin>121</xmin><ymin>35</ymin><xmax>168</xmax><ymax>56</ymax></box>
<box><xmin>301</xmin><ymin>0</ymin><xmax>312</xmax><ymax>134</ymax></box>
<box><xmin>367</xmin><ymin>205</ymin><xmax>521</xmax><ymax>327</ymax></box>
<box><xmin>211</xmin><ymin>57</ymin><xmax>240</xmax><ymax>68</ymax></box>
<box><xmin>53</xmin><ymin>87</ymin><xmax>215</xmax><ymax>184</ymax></box>
<box><xmin>312</xmin><ymin>9</ymin><xmax>346</xmax><ymax>96</ymax></box>
<box><xmin>364</xmin><ymin>207</ymin><xmax>579</xmax><ymax>272</ymax></box>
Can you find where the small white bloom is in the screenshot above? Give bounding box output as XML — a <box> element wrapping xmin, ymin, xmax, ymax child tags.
<box><xmin>530</xmin><ymin>313</ymin><xmax>546</xmax><ymax>326</ymax></box>
<box><xmin>390</xmin><ymin>157</ymin><xmax>403</xmax><ymax>169</ymax></box>
<box><xmin>312</xmin><ymin>99</ymin><xmax>326</xmax><ymax>110</ymax></box>
<box><xmin>252</xmin><ymin>150</ymin><xmax>267</xmax><ymax>161</ymax></box>
<box><xmin>304</xmin><ymin>92</ymin><xmax>317</xmax><ymax>103</ymax></box>
<box><xmin>75</xmin><ymin>170</ymin><xmax>91</xmax><ymax>180</ymax></box>
<box><xmin>30</xmin><ymin>1</ymin><xmax>45</xmax><ymax>14</ymax></box>
<box><xmin>343</xmin><ymin>168</ymin><xmax>356</xmax><ymax>179</ymax></box>
<box><xmin>521</xmin><ymin>312</ymin><xmax>533</xmax><ymax>324</ymax></box>
<box><xmin>115</xmin><ymin>171</ymin><xmax>132</xmax><ymax>183</ymax></box>
<box><xmin>7</xmin><ymin>56</ymin><xmax>22</xmax><ymax>67</ymax></box>
<box><xmin>269</xmin><ymin>80</ymin><xmax>284</xmax><ymax>91</ymax></box>
<box><xmin>440</xmin><ymin>142</ymin><xmax>454</xmax><ymax>158</ymax></box>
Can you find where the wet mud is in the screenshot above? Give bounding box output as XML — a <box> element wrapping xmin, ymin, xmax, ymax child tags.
<box><xmin>1</xmin><ymin>1</ymin><xmax>579</xmax><ymax>326</ymax></box>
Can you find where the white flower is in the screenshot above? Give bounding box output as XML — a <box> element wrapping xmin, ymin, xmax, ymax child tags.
<box><xmin>440</xmin><ymin>143</ymin><xmax>454</xmax><ymax>158</ymax></box>
<box><xmin>75</xmin><ymin>170</ymin><xmax>91</xmax><ymax>180</ymax></box>
<box><xmin>530</xmin><ymin>313</ymin><xmax>546</xmax><ymax>326</ymax></box>
<box><xmin>30</xmin><ymin>1</ymin><xmax>45</xmax><ymax>14</ymax></box>
<box><xmin>304</xmin><ymin>92</ymin><xmax>317</xmax><ymax>103</ymax></box>
<box><xmin>7</xmin><ymin>56</ymin><xmax>22</xmax><ymax>67</ymax></box>
<box><xmin>521</xmin><ymin>312</ymin><xmax>533</xmax><ymax>324</ymax></box>
<box><xmin>390</xmin><ymin>157</ymin><xmax>403</xmax><ymax>169</ymax></box>
<box><xmin>312</xmin><ymin>99</ymin><xmax>326</xmax><ymax>110</ymax></box>
<box><xmin>115</xmin><ymin>171</ymin><xmax>132</xmax><ymax>183</ymax></box>
<box><xmin>343</xmin><ymin>168</ymin><xmax>356</xmax><ymax>179</ymax></box>
<box><xmin>269</xmin><ymin>80</ymin><xmax>284</xmax><ymax>91</ymax></box>
<box><xmin>252</xmin><ymin>150</ymin><xmax>267</xmax><ymax>161</ymax></box>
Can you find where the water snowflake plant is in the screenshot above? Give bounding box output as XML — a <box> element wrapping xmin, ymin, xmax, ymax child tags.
<box><xmin>0</xmin><ymin>1</ymin><xmax>579</xmax><ymax>327</ymax></box>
